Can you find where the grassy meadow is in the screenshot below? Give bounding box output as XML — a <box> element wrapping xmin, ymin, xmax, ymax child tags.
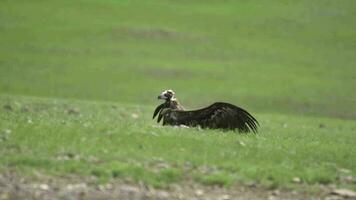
<box><xmin>1</xmin><ymin>0</ymin><xmax>356</xmax><ymax>191</ymax></box>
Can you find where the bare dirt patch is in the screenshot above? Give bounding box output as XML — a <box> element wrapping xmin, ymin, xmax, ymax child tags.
<box><xmin>0</xmin><ymin>173</ymin><xmax>351</xmax><ymax>200</ymax></box>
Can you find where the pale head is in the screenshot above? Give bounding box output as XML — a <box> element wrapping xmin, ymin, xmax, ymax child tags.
<box><xmin>158</xmin><ymin>89</ymin><xmax>175</xmax><ymax>101</ymax></box>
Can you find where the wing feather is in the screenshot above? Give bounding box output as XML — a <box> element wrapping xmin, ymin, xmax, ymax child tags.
<box><xmin>157</xmin><ymin>109</ymin><xmax>164</xmax><ymax>123</ymax></box>
<box><xmin>167</xmin><ymin>102</ymin><xmax>259</xmax><ymax>133</ymax></box>
<box><xmin>153</xmin><ymin>103</ymin><xmax>165</xmax><ymax>119</ymax></box>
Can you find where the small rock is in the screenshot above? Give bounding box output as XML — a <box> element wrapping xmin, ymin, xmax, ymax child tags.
<box><xmin>105</xmin><ymin>183</ymin><xmax>113</xmax><ymax>190</ymax></box>
<box><xmin>97</xmin><ymin>184</ymin><xmax>105</xmax><ymax>191</ymax></box>
<box><xmin>268</xmin><ymin>196</ymin><xmax>276</xmax><ymax>200</ymax></box>
<box><xmin>119</xmin><ymin>185</ymin><xmax>140</xmax><ymax>194</ymax></box>
<box><xmin>157</xmin><ymin>191</ymin><xmax>170</xmax><ymax>199</ymax></box>
<box><xmin>177</xmin><ymin>193</ymin><xmax>184</xmax><ymax>200</ymax></box>
<box><xmin>39</xmin><ymin>183</ymin><xmax>49</xmax><ymax>191</ymax></box>
<box><xmin>156</xmin><ymin>162</ymin><xmax>170</xmax><ymax>169</ymax></box>
<box><xmin>219</xmin><ymin>194</ymin><xmax>231</xmax><ymax>200</ymax></box>
<box><xmin>292</xmin><ymin>177</ymin><xmax>301</xmax><ymax>183</ymax></box>
<box><xmin>331</xmin><ymin>188</ymin><xmax>356</xmax><ymax>198</ymax></box>
<box><xmin>66</xmin><ymin>183</ymin><xmax>87</xmax><ymax>191</ymax></box>
<box><xmin>195</xmin><ymin>189</ymin><xmax>204</xmax><ymax>196</ymax></box>
<box><xmin>179</xmin><ymin>125</ymin><xmax>189</xmax><ymax>128</ymax></box>
<box><xmin>271</xmin><ymin>190</ymin><xmax>280</xmax><ymax>196</ymax></box>
<box><xmin>131</xmin><ymin>113</ymin><xmax>139</xmax><ymax>119</ymax></box>
<box><xmin>27</xmin><ymin>118</ymin><xmax>33</xmax><ymax>124</ymax></box>
<box><xmin>239</xmin><ymin>141</ymin><xmax>246</xmax><ymax>146</ymax></box>
<box><xmin>0</xmin><ymin>193</ymin><xmax>9</xmax><ymax>200</ymax></box>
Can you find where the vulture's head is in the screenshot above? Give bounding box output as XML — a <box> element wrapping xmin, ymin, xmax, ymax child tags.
<box><xmin>158</xmin><ymin>89</ymin><xmax>175</xmax><ymax>101</ymax></box>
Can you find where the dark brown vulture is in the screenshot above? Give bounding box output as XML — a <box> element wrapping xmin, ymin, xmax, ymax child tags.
<box><xmin>153</xmin><ymin>89</ymin><xmax>259</xmax><ymax>133</ymax></box>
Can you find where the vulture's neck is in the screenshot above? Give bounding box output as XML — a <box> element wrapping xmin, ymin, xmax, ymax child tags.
<box><xmin>168</xmin><ymin>98</ymin><xmax>185</xmax><ymax>111</ymax></box>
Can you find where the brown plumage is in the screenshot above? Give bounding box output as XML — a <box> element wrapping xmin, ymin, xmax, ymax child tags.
<box><xmin>153</xmin><ymin>89</ymin><xmax>259</xmax><ymax>133</ymax></box>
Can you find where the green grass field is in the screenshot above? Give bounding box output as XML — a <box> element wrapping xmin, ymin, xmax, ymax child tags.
<box><xmin>1</xmin><ymin>0</ymin><xmax>356</xmax><ymax>192</ymax></box>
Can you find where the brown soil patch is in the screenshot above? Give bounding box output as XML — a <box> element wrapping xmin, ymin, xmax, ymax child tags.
<box><xmin>1</xmin><ymin>173</ymin><xmax>351</xmax><ymax>200</ymax></box>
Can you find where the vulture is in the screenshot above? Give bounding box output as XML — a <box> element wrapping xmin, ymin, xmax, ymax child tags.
<box><xmin>153</xmin><ymin>89</ymin><xmax>259</xmax><ymax>133</ymax></box>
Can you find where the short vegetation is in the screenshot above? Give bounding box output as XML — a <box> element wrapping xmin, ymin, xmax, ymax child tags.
<box><xmin>0</xmin><ymin>0</ymin><xmax>355</xmax><ymax>192</ymax></box>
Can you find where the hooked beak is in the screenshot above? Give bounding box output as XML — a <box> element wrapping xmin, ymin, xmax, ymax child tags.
<box><xmin>158</xmin><ymin>94</ymin><xmax>167</xmax><ymax>100</ymax></box>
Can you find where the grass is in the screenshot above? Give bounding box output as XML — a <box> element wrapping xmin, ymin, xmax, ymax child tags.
<box><xmin>1</xmin><ymin>95</ymin><xmax>355</xmax><ymax>189</ymax></box>
<box><xmin>0</xmin><ymin>0</ymin><xmax>356</xmax><ymax>192</ymax></box>
<box><xmin>1</xmin><ymin>0</ymin><xmax>356</xmax><ymax>119</ymax></box>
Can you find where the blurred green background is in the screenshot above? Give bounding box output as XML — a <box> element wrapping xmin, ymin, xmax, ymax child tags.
<box><xmin>1</xmin><ymin>0</ymin><xmax>356</xmax><ymax>190</ymax></box>
<box><xmin>1</xmin><ymin>0</ymin><xmax>355</xmax><ymax>119</ymax></box>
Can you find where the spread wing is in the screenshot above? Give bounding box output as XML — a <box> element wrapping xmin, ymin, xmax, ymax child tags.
<box><xmin>165</xmin><ymin>102</ymin><xmax>259</xmax><ymax>133</ymax></box>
